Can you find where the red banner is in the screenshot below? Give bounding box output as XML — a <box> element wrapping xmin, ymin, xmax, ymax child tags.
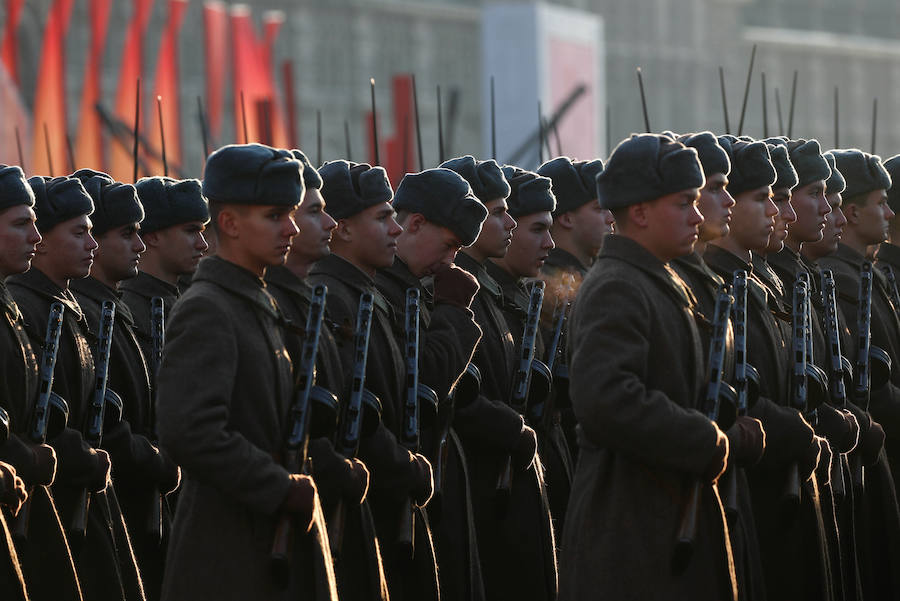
<box><xmin>74</xmin><ymin>0</ymin><xmax>112</xmax><ymax>171</ymax></box>
<box><xmin>203</xmin><ymin>1</ymin><xmax>227</xmax><ymax>144</ymax></box>
<box><xmin>147</xmin><ymin>0</ymin><xmax>187</xmax><ymax>176</ymax></box>
<box><xmin>31</xmin><ymin>0</ymin><xmax>74</xmax><ymax>177</ymax></box>
<box><xmin>0</xmin><ymin>62</ymin><xmax>30</xmax><ymax>169</ymax></box>
<box><xmin>1</xmin><ymin>0</ymin><xmax>25</xmax><ymax>86</ymax></box>
<box><xmin>109</xmin><ymin>0</ymin><xmax>154</xmax><ymax>182</ymax></box>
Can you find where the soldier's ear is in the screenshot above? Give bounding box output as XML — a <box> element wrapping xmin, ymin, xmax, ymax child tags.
<box><xmin>333</xmin><ymin>219</ymin><xmax>353</xmax><ymax>243</ymax></box>
<box><xmin>215</xmin><ymin>207</ymin><xmax>241</xmax><ymax>239</ymax></box>
<box><xmin>141</xmin><ymin>230</ymin><xmax>161</xmax><ymax>248</ymax></box>
<box><xmin>630</xmin><ymin>202</ymin><xmax>650</xmax><ymax>228</ymax></box>
<box><xmin>843</xmin><ymin>202</ymin><xmax>860</xmax><ymax>225</ymax></box>
<box><xmin>556</xmin><ymin>212</ymin><xmax>575</xmax><ymax>231</ymax></box>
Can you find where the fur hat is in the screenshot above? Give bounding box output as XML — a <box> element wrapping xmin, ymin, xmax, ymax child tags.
<box><xmin>537</xmin><ymin>156</ymin><xmax>604</xmax><ymax>216</ymax></box>
<box><xmin>319</xmin><ymin>160</ymin><xmax>393</xmax><ymax>220</ymax></box>
<box><xmin>29</xmin><ymin>176</ymin><xmax>94</xmax><ymax>233</ymax></box>
<box><xmin>440</xmin><ymin>155</ymin><xmax>510</xmax><ymax>204</ymax></box>
<box><xmin>830</xmin><ymin>149</ymin><xmax>891</xmax><ymax>200</ymax></box>
<box><xmin>0</xmin><ymin>165</ymin><xmax>35</xmax><ymax>210</ymax></box>
<box><xmin>136</xmin><ymin>177</ymin><xmax>210</xmax><ymax>234</ymax></box>
<box><xmin>203</xmin><ymin>144</ymin><xmax>305</xmax><ymax>206</ymax></box>
<box><xmin>72</xmin><ymin>169</ymin><xmax>144</xmax><ymax>236</ymax></box>
<box><xmin>393</xmin><ymin>168</ymin><xmax>488</xmax><ymax>246</ymax></box>
<box><xmin>501</xmin><ymin>166</ymin><xmax>556</xmax><ymax>218</ymax></box>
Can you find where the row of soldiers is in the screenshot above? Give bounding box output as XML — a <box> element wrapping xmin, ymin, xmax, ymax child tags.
<box><xmin>0</xmin><ymin>127</ymin><xmax>898</xmax><ymax>601</ymax></box>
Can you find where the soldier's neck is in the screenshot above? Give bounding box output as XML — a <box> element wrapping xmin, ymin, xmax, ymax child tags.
<box><xmin>785</xmin><ymin>236</ymin><xmax>802</xmax><ymax>254</ymax></box>
<box><xmin>840</xmin><ymin>229</ymin><xmax>871</xmax><ymax>257</ymax></box>
<box><xmin>138</xmin><ymin>250</ymin><xmax>180</xmax><ymax>286</ymax></box>
<box><xmin>284</xmin><ymin>252</ymin><xmax>314</xmax><ymax>279</ymax></box>
<box><xmin>460</xmin><ymin>247</ymin><xmax>488</xmax><ymax>265</ymax></box>
<box><xmin>552</xmin><ymin>232</ymin><xmax>592</xmax><ymax>270</ymax></box>
<box><xmin>30</xmin><ymin>260</ymin><xmax>70</xmax><ymax>291</ymax></box>
<box><xmin>709</xmin><ymin>237</ymin><xmax>751</xmax><ymax>265</ymax></box>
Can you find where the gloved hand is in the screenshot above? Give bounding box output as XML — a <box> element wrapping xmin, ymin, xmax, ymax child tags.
<box><xmin>815</xmin><ymin>406</ymin><xmax>859</xmax><ymax>454</ymax></box>
<box><xmin>0</xmin><ymin>461</ymin><xmax>27</xmax><ymax>516</ymax></box>
<box><xmin>433</xmin><ymin>264</ymin><xmax>480</xmax><ymax>309</ymax></box>
<box><xmin>703</xmin><ymin>426</ymin><xmax>729</xmax><ymax>482</ymax></box>
<box><xmin>281</xmin><ymin>473</ymin><xmax>317</xmax><ymax>533</ymax></box>
<box><xmin>856</xmin><ymin>414</ymin><xmax>885</xmax><ymax>467</ymax></box>
<box><xmin>725</xmin><ymin>416</ymin><xmax>766</xmax><ymax>467</ymax></box>
<box><xmin>29</xmin><ymin>442</ymin><xmax>57</xmax><ymax>486</ymax></box>
<box><xmin>89</xmin><ymin>449</ymin><xmax>111</xmax><ymax>493</ymax></box>
<box><xmin>157</xmin><ymin>451</ymin><xmax>181</xmax><ymax>495</ymax></box>
<box><xmin>513</xmin><ymin>425</ymin><xmax>538</xmax><ymax>470</ymax></box>
<box><xmin>409</xmin><ymin>453</ymin><xmax>434</xmax><ymax>507</ymax></box>
<box><xmin>797</xmin><ymin>434</ymin><xmax>821</xmax><ymax>482</ymax></box>
<box><xmin>341</xmin><ymin>458</ymin><xmax>369</xmax><ymax>505</ymax></box>
<box><xmin>815</xmin><ymin>436</ymin><xmax>833</xmax><ymax>487</ymax></box>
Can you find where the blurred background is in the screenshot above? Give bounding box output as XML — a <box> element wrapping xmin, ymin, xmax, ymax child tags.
<box><xmin>3</xmin><ymin>0</ymin><xmax>900</xmax><ymax>183</ymax></box>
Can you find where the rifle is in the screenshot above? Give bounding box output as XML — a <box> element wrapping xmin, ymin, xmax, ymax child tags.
<box><xmin>883</xmin><ymin>264</ymin><xmax>900</xmax><ymax>310</ymax></box>
<box><xmin>822</xmin><ymin>270</ymin><xmax>851</xmax><ymax>501</ymax></box>
<box><xmin>852</xmin><ymin>262</ymin><xmax>874</xmax><ymax>491</ymax></box>
<box><xmin>495</xmin><ymin>281</ymin><xmax>544</xmax><ymax>514</ymax></box>
<box><xmin>675</xmin><ymin>285</ymin><xmax>732</xmax><ymax>569</ymax></box>
<box><xmin>71</xmin><ymin>301</ymin><xmax>122</xmax><ymax>539</ymax></box>
<box><xmin>783</xmin><ymin>278</ymin><xmax>809</xmax><ymax>510</ymax></box>
<box><xmin>14</xmin><ymin>302</ymin><xmax>69</xmax><ymax>541</ymax></box>
<box><xmin>398</xmin><ymin>288</ymin><xmax>438</xmax><ymax>551</ymax></box>
<box><xmin>146</xmin><ymin>297</ymin><xmax>165</xmax><ymax>543</ymax></box>
<box><xmin>529</xmin><ymin>299</ymin><xmax>570</xmax><ymax>432</ymax></box>
<box><xmin>271</xmin><ymin>285</ymin><xmax>333</xmax><ymax>584</ymax></box>
<box><xmin>329</xmin><ymin>292</ymin><xmax>380</xmax><ymax>559</ymax></box>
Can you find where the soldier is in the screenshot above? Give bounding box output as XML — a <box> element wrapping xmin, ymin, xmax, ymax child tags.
<box><xmin>377</xmin><ymin>167</ymin><xmax>486</xmax><ymax>601</ymax></box>
<box><xmin>157</xmin><ymin>144</ymin><xmax>333</xmax><ymax>601</ymax></box>
<box><xmin>671</xmin><ymin>132</ymin><xmax>767</xmax><ymax>601</ymax></box>
<box><xmin>877</xmin><ymin>154</ymin><xmax>900</xmax><ymax>276</ymax></box>
<box><xmin>442</xmin><ymin>156</ymin><xmax>557</xmax><ymax>601</ymax></box>
<box><xmin>818</xmin><ymin>149</ymin><xmax>900</xmax><ymax>600</ymax></box>
<box><xmin>120</xmin><ymin>176</ymin><xmax>209</xmax><ymax>361</ymax></box>
<box><xmin>560</xmin><ymin>134</ymin><xmax>736</xmax><ymax>600</ymax></box>
<box><xmin>310</xmin><ymin>160</ymin><xmax>438</xmax><ymax>601</ymax></box>
<box><xmin>704</xmin><ymin>137</ymin><xmax>831</xmax><ymax>600</ymax></box>
<box><xmin>0</xmin><ymin>165</ymin><xmax>65</xmax><ymax>601</ymax></box>
<box><xmin>67</xmin><ymin>170</ymin><xmax>180</xmax><ymax>601</ymax></box>
<box><xmin>264</xmin><ymin>150</ymin><xmax>384</xmax><ymax>601</ymax></box>
<box><xmin>7</xmin><ymin>175</ymin><xmax>145</xmax><ymax>601</ymax></box>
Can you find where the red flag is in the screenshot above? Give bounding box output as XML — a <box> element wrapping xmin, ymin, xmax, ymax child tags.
<box><xmin>385</xmin><ymin>75</ymin><xmax>414</xmax><ymax>185</ymax></box>
<box><xmin>203</xmin><ymin>1</ymin><xmax>227</xmax><ymax>143</ymax></box>
<box><xmin>1</xmin><ymin>0</ymin><xmax>25</xmax><ymax>86</ymax></box>
<box><xmin>147</xmin><ymin>0</ymin><xmax>188</xmax><ymax>176</ymax></box>
<box><xmin>31</xmin><ymin>0</ymin><xmax>75</xmax><ymax>177</ymax></box>
<box><xmin>0</xmin><ymin>62</ymin><xmax>30</xmax><ymax>169</ymax></box>
<box><xmin>74</xmin><ymin>0</ymin><xmax>112</xmax><ymax>170</ymax></box>
<box><xmin>109</xmin><ymin>0</ymin><xmax>154</xmax><ymax>182</ymax></box>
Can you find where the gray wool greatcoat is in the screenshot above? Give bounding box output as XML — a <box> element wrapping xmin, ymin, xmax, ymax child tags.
<box><xmin>157</xmin><ymin>256</ymin><xmax>337</xmax><ymax>601</ymax></box>
<box><xmin>559</xmin><ymin>235</ymin><xmax>737</xmax><ymax>601</ymax></box>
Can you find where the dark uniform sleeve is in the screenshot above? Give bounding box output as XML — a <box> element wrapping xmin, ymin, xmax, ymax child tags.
<box><xmin>569</xmin><ymin>277</ymin><xmax>720</xmax><ymax>476</ymax></box>
<box><xmin>418</xmin><ymin>302</ymin><xmax>482</xmax><ymax>399</ymax></box>
<box><xmin>157</xmin><ymin>294</ymin><xmax>291</xmax><ymax>515</ymax></box>
<box><xmin>0</xmin><ymin>434</ymin><xmax>42</xmax><ymax>487</ymax></box>
<box><xmin>453</xmin><ymin>394</ymin><xmax>525</xmax><ymax>451</ymax></box>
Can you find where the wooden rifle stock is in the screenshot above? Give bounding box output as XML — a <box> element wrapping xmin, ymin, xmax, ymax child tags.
<box><xmin>675</xmin><ymin>286</ymin><xmax>732</xmax><ymax>568</ymax></box>
<box><xmin>271</xmin><ymin>285</ymin><xmax>327</xmax><ymax>585</ymax></box>
<box><xmin>72</xmin><ymin>301</ymin><xmax>116</xmax><ymax>540</ymax></box>
<box><xmin>496</xmin><ymin>282</ymin><xmax>544</xmax><ymax>514</ymax></box>
<box><xmin>328</xmin><ymin>292</ymin><xmax>375</xmax><ymax>559</ymax></box>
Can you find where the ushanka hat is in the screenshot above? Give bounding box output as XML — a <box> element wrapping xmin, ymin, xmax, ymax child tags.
<box><xmin>440</xmin><ymin>155</ymin><xmax>510</xmax><ymax>203</ymax></box>
<box><xmin>393</xmin><ymin>168</ymin><xmax>488</xmax><ymax>246</ymax></box>
<box><xmin>596</xmin><ymin>134</ymin><xmax>704</xmax><ymax>209</ymax></box>
<box><xmin>677</xmin><ymin>132</ymin><xmax>730</xmax><ymax>178</ymax></box>
<box><xmin>882</xmin><ymin>154</ymin><xmax>900</xmax><ymax>212</ymax></box>
<box><xmin>203</xmin><ymin>144</ymin><xmax>304</xmax><ymax>206</ymax></box>
<box><xmin>765</xmin><ymin>144</ymin><xmax>799</xmax><ymax>191</ymax></box>
<box><xmin>536</xmin><ymin>156</ymin><xmax>604</xmax><ymax>217</ymax></box>
<box><xmin>135</xmin><ymin>177</ymin><xmax>210</xmax><ymax>234</ymax></box>
<box><xmin>784</xmin><ymin>140</ymin><xmax>831</xmax><ymax>189</ymax></box>
<box><xmin>29</xmin><ymin>176</ymin><xmax>94</xmax><ymax>233</ymax></box>
<box><xmin>290</xmin><ymin>149</ymin><xmax>323</xmax><ymax>190</ymax></box>
<box><xmin>72</xmin><ymin>169</ymin><xmax>144</xmax><ymax>236</ymax></box>
<box><xmin>831</xmin><ymin>149</ymin><xmax>892</xmax><ymax>200</ymax></box>
<box><xmin>0</xmin><ymin>165</ymin><xmax>35</xmax><ymax>210</ymax></box>
<box><xmin>501</xmin><ymin>166</ymin><xmax>556</xmax><ymax>218</ymax></box>
<box><xmin>717</xmin><ymin>137</ymin><xmax>776</xmax><ymax>197</ymax></box>
<box><xmin>823</xmin><ymin>152</ymin><xmax>846</xmax><ymax>196</ymax></box>
<box><xmin>319</xmin><ymin>160</ymin><xmax>393</xmax><ymax>220</ymax></box>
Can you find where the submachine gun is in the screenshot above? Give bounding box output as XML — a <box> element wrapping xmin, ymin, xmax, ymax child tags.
<box><xmin>821</xmin><ymin>270</ymin><xmax>853</xmax><ymax>501</ymax></box>
<box><xmin>675</xmin><ymin>285</ymin><xmax>732</xmax><ymax>569</ymax></box>
<box><xmin>146</xmin><ymin>296</ymin><xmax>165</xmax><ymax>542</ymax></box>
<box><xmin>13</xmin><ymin>302</ymin><xmax>69</xmax><ymax>540</ymax></box>
<box><xmin>71</xmin><ymin>301</ymin><xmax>124</xmax><ymax>539</ymax></box>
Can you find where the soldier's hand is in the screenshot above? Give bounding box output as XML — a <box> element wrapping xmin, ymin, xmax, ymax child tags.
<box><xmin>856</xmin><ymin>415</ymin><xmax>885</xmax><ymax>467</ymax></box>
<box><xmin>341</xmin><ymin>458</ymin><xmax>369</xmax><ymax>505</ymax></box>
<box><xmin>0</xmin><ymin>461</ymin><xmax>27</xmax><ymax>516</ymax></box>
<box><xmin>158</xmin><ymin>452</ymin><xmax>181</xmax><ymax>495</ymax></box>
<box><xmin>514</xmin><ymin>425</ymin><xmax>538</xmax><ymax>470</ymax></box>
<box><xmin>815</xmin><ymin>437</ymin><xmax>833</xmax><ymax>486</ymax></box>
<box><xmin>798</xmin><ymin>435</ymin><xmax>821</xmax><ymax>482</ymax></box>
<box><xmin>89</xmin><ymin>449</ymin><xmax>111</xmax><ymax>492</ymax></box>
<box><xmin>815</xmin><ymin>407</ymin><xmax>859</xmax><ymax>454</ymax></box>
<box><xmin>409</xmin><ymin>453</ymin><xmax>434</xmax><ymax>507</ymax></box>
<box><xmin>281</xmin><ymin>473</ymin><xmax>317</xmax><ymax>533</ymax></box>
<box><xmin>703</xmin><ymin>426</ymin><xmax>729</xmax><ymax>482</ymax></box>
<box><xmin>725</xmin><ymin>416</ymin><xmax>766</xmax><ymax>467</ymax></box>
<box><xmin>28</xmin><ymin>442</ymin><xmax>58</xmax><ymax>486</ymax></box>
<box><xmin>433</xmin><ymin>264</ymin><xmax>480</xmax><ymax>309</ymax></box>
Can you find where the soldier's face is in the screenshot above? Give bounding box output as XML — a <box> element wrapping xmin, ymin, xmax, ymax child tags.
<box><xmin>642</xmin><ymin>188</ymin><xmax>703</xmax><ymax>261</ymax></box>
<box><xmin>400</xmin><ymin>216</ymin><xmax>462</xmax><ymax>278</ymax></box>
<box><xmin>291</xmin><ymin>189</ymin><xmax>336</xmax><ymax>264</ymax></box>
<box><xmin>853</xmin><ymin>189</ymin><xmax>893</xmax><ymax>245</ymax></box>
<box><xmin>151</xmin><ymin>221</ymin><xmax>209</xmax><ymax>276</ymax></box>
<box><xmin>0</xmin><ymin>204</ymin><xmax>41</xmax><ymax>279</ymax></box>
<box><xmin>343</xmin><ymin>202</ymin><xmax>402</xmax><ymax>270</ymax></box>
<box><xmin>765</xmin><ymin>187</ymin><xmax>797</xmax><ymax>254</ymax></box>
<box><xmin>697</xmin><ymin>173</ymin><xmax>735</xmax><ymax>242</ymax></box>
<box><xmin>568</xmin><ymin>200</ymin><xmax>614</xmax><ymax>258</ymax></box>
<box><xmin>503</xmin><ymin>211</ymin><xmax>554</xmax><ymax>278</ymax></box>
<box><xmin>786</xmin><ymin>180</ymin><xmax>829</xmax><ymax>245</ymax></box>
<box><xmin>94</xmin><ymin>222</ymin><xmax>146</xmax><ymax>283</ymax></box>
<box><xmin>473</xmin><ymin>198</ymin><xmax>516</xmax><ymax>259</ymax></box>
<box><xmin>233</xmin><ymin>205</ymin><xmax>300</xmax><ymax>269</ymax></box>
<box><xmin>727</xmin><ymin>185</ymin><xmax>777</xmax><ymax>253</ymax></box>
<box><xmin>34</xmin><ymin>214</ymin><xmax>98</xmax><ymax>282</ymax></box>
<box><xmin>803</xmin><ymin>192</ymin><xmax>846</xmax><ymax>259</ymax></box>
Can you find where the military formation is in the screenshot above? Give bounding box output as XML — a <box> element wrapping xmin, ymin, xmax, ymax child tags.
<box><xmin>0</xmin><ymin>125</ymin><xmax>900</xmax><ymax>601</ymax></box>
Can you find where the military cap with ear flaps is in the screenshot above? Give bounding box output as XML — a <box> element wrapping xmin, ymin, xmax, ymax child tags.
<box><xmin>0</xmin><ymin>165</ymin><xmax>35</xmax><ymax>210</ymax></box>
<box><xmin>28</xmin><ymin>176</ymin><xmax>94</xmax><ymax>233</ymax></box>
<box><xmin>501</xmin><ymin>166</ymin><xmax>556</xmax><ymax>218</ymax></box>
<box><xmin>831</xmin><ymin>149</ymin><xmax>891</xmax><ymax>200</ymax></box>
<box><xmin>717</xmin><ymin>137</ymin><xmax>776</xmax><ymax>197</ymax></box>
<box><xmin>202</xmin><ymin>143</ymin><xmax>305</xmax><ymax>207</ymax></box>
<box><xmin>536</xmin><ymin>156</ymin><xmax>604</xmax><ymax>217</ymax></box>
<box><xmin>440</xmin><ymin>155</ymin><xmax>510</xmax><ymax>204</ymax></box>
<box><xmin>71</xmin><ymin>169</ymin><xmax>144</xmax><ymax>236</ymax></box>
<box><xmin>319</xmin><ymin>160</ymin><xmax>393</xmax><ymax>221</ymax></box>
<box><xmin>136</xmin><ymin>176</ymin><xmax>210</xmax><ymax>234</ymax></box>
